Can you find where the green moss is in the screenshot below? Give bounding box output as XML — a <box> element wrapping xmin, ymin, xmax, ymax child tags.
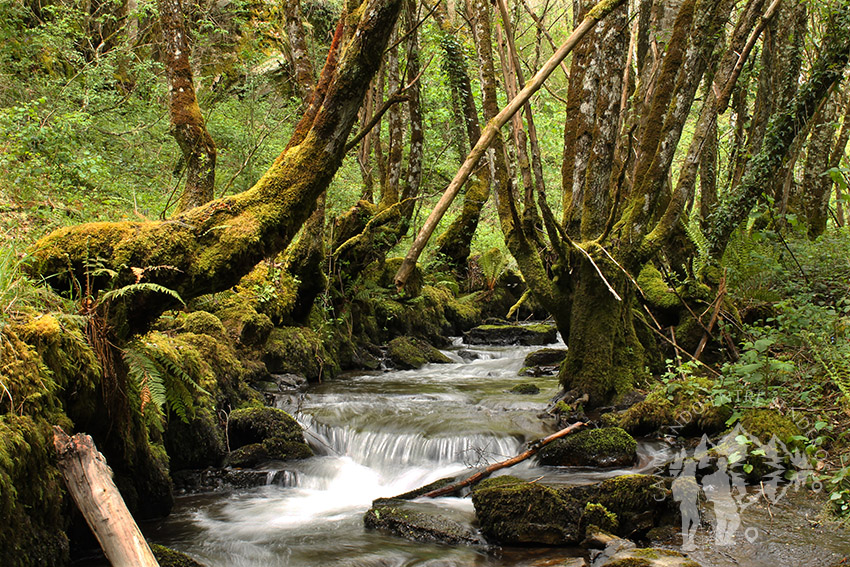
<box><xmin>582</xmin><ymin>502</ymin><xmax>619</xmax><ymax>534</ymax></box>
<box><xmin>387</xmin><ymin>336</ymin><xmax>451</xmax><ymax>369</ymax></box>
<box><xmin>150</xmin><ymin>543</ymin><xmax>207</xmax><ymax>567</ymax></box>
<box><xmin>216</xmin><ymin>297</ymin><xmax>273</xmax><ymax>346</ymax></box>
<box><xmin>182</xmin><ymin>311</ymin><xmax>226</xmax><ymax>337</ymax></box>
<box><xmin>471</xmin><ymin>477</ymin><xmax>583</xmax><ymax>545</ymax></box>
<box><xmin>228</xmin><ymin>407</ymin><xmax>303</xmax><ymax>444</ymax></box>
<box><xmin>0</xmin><ymin>324</ymin><xmax>73</xmax><ymax>566</ymax></box>
<box><xmin>637</xmin><ymin>264</ymin><xmax>680</xmax><ymax>311</ymax></box>
<box><xmin>579</xmin><ymin>475</ymin><xmax>670</xmax><ymax>533</ymax></box>
<box><xmin>739</xmin><ymin>409</ymin><xmax>801</xmax><ymax>446</ymax></box>
<box><xmin>614</xmin><ymin>378</ymin><xmax>731</xmax><ymax>436</ymax></box>
<box><xmin>539</xmin><ymin>427</ymin><xmax>637</xmax><ymax>467</ymax></box>
<box><xmin>262</xmin><ymin>326</ymin><xmax>334</xmax><ymax>381</ymax></box>
<box><xmin>509</xmin><ymin>383</ymin><xmax>540</xmax><ymax>395</ymax></box>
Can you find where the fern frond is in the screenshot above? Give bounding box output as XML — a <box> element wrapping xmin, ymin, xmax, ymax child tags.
<box><xmin>100</xmin><ymin>283</ymin><xmax>185</xmax><ymax>306</ymax></box>
<box><xmin>685</xmin><ymin>208</ymin><xmax>710</xmax><ymax>276</ymax></box>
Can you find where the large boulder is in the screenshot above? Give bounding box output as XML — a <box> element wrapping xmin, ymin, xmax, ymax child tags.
<box><xmin>538</xmin><ymin>427</ymin><xmax>637</xmax><ymax>468</ymax></box>
<box><xmin>472</xmin><ymin>475</ymin><xmax>674</xmax><ymax>546</ymax></box>
<box><xmin>464</xmin><ymin>323</ymin><xmax>558</xmax><ymax>346</ymax></box>
<box><xmin>224</xmin><ymin>407</ymin><xmax>312</xmax><ymax>467</ymax></box>
<box><xmin>521</xmin><ymin>347</ymin><xmax>568</xmax><ymax>376</ymax></box>
<box><xmin>386</xmin><ymin>336</ymin><xmax>452</xmax><ymax>369</ymax></box>
<box><xmin>364</xmin><ymin>498</ymin><xmax>485</xmax><ymax>546</ymax></box>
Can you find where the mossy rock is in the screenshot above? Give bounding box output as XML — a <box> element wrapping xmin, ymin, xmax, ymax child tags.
<box><xmin>262</xmin><ymin>326</ymin><xmax>334</xmax><ymax>382</ymax></box>
<box><xmin>582</xmin><ymin>502</ymin><xmax>619</xmax><ymax>534</ymax></box>
<box><xmin>182</xmin><ymin>310</ymin><xmax>226</xmax><ymax>337</ymax></box>
<box><xmin>509</xmin><ymin>383</ymin><xmax>540</xmax><ymax>395</ymax></box>
<box><xmin>538</xmin><ymin>427</ymin><xmax>637</xmax><ymax>468</ymax></box>
<box><xmin>613</xmin><ymin>379</ymin><xmax>731</xmax><ymax>436</ymax></box>
<box><xmin>524</xmin><ymin>348</ymin><xmax>569</xmax><ymax>367</ymax></box>
<box><xmin>570</xmin><ymin>475</ymin><xmax>673</xmax><ymax>537</ymax></box>
<box><xmin>739</xmin><ymin>409</ymin><xmax>801</xmax><ymax>446</ymax></box>
<box><xmin>464</xmin><ymin>323</ymin><xmax>558</xmax><ymax>346</ymax></box>
<box><xmin>386</xmin><ymin>336</ymin><xmax>451</xmax><ymax>369</ymax></box>
<box><xmin>224</xmin><ymin>437</ymin><xmax>313</xmax><ymax>468</ymax></box>
<box><xmin>215</xmin><ymin>296</ymin><xmax>274</xmax><ymax>346</ymax></box>
<box><xmin>597</xmin><ymin>547</ymin><xmax>702</xmax><ymax>567</ymax></box>
<box><xmin>227</xmin><ymin>407</ymin><xmax>304</xmax><ymax>447</ymax></box>
<box><xmin>364</xmin><ymin>498</ymin><xmax>484</xmax><ymax>546</ymax></box>
<box><xmin>150</xmin><ymin>543</ymin><xmax>207</xmax><ymax>567</ymax></box>
<box><xmin>164</xmin><ymin>410</ymin><xmax>226</xmax><ymax>471</ymax></box>
<box><xmin>472</xmin><ymin>475</ymin><xmax>583</xmax><ymax>545</ymax></box>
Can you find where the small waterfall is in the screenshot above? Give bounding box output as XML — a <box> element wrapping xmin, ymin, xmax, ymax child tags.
<box><xmin>265</xmin><ymin>470</ymin><xmax>299</xmax><ymax>487</ymax></box>
<box><xmin>306</xmin><ymin>421</ymin><xmax>522</xmax><ymax>471</ymax></box>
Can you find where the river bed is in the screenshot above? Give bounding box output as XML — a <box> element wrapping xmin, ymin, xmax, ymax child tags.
<box><xmin>137</xmin><ymin>339</ymin><xmax>850</xmax><ymax>567</ymax></box>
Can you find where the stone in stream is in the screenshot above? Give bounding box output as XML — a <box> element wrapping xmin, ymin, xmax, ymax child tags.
<box><xmin>592</xmin><ymin>547</ymin><xmax>702</xmax><ymax>567</ymax></box>
<box><xmin>364</xmin><ymin>498</ymin><xmax>487</xmax><ymax>546</ymax></box>
<box><xmin>521</xmin><ymin>347</ymin><xmax>568</xmax><ymax>377</ymax></box>
<box><xmin>151</xmin><ymin>543</ymin><xmax>208</xmax><ymax>567</ymax></box>
<box><xmin>223</xmin><ymin>407</ymin><xmax>313</xmax><ymax>468</ymax></box>
<box><xmin>464</xmin><ymin>323</ymin><xmax>558</xmax><ymax>346</ymax></box>
<box><xmin>537</xmin><ymin>427</ymin><xmax>637</xmax><ymax>468</ymax></box>
<box><xmin>471</xmin><ymin>474</ymin><xmax>675</xmax><ymax>546</ymax></box>
<box><xmin>386</xmin><ymin>336</ymin><xmax>453</xmax><ymax>369</ymax></box>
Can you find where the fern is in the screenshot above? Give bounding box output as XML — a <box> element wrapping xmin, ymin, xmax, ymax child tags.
<box><xmin>684</xmin><ymin>207</ymin><xmax>710</xmax><ymax>277</ymax></box>
<box><xmin>100</xmin><ymin>283</ymin><xmax>185</xmax><ymax>306</ymax></box>
<box><xmin>479</xmin><ymin>247</ymin><xmax>508</xmax><ymax>291</ymax></box>
<box><xmin>804</xmin><ymin>330</ymin><xmax>850</xmax><ymax>408</ymax></box>
<box><xmin>123</xmin><ymin>336</ymin><xmax>209</xmax><ymax>426</ymax></box>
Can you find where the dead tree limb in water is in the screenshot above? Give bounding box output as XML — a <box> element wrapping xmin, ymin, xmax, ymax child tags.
<box><xmin>28</xmin><ymin>0</ymin><xmax>404</xmax><ymax>337</ymax></box>
<box><xmin>421</xmin><ymin>422</ymin><xmax>586</xmax><ymax>498</ymax></box>
<box><xmin>53</xmin><ymin>426</ymin><xmax>160</xmax><ymax>567</ymax></box>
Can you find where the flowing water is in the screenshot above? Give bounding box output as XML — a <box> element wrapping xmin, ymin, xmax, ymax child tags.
<box><xmin>142</xmin><ymin>338</ymin><xmax>850</xmax><ymax>567</ymax></box>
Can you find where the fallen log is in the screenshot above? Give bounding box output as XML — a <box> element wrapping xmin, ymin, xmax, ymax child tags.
<box><xmin>53</xmin><ymin>426</ymin><xmax>159</xmax><ymax>567</ymax></box>
<box><xmin>420</xmin><ymin>422</ymin><xmax>586</xmax><ymax>498</ymax></box>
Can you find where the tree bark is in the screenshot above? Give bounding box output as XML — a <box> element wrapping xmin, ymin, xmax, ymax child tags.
<box><xmin>53</xmin><ymin>427</ymin><xmax>160</xmax><ymax>567</ymax></box>
<box><xmin>284</xmin><ymin>0</ymin><xmax>316</xmax><ymax>104</ymax></box>
<box><xmin>160</xmin><ymin>0</ymin><xmax>217</xmax><ymax>215</ymax></box>
<box><xmin>802</xmin><ymin>92</ymin><xmax>840</xmax><ymax>239</ymax></box>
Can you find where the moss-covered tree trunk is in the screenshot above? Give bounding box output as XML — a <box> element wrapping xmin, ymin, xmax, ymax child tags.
<box><xmin>562</xmin><ymin>253</ymin><xmax>644</xmax><ymax>403</ymax></box>
<box><xmin>160</xmin><ymin>0</ymin><xmax>217</xmax><ymax>215</ymax></box>
<box><xmin>30</xmin><ymin>0</ymin><xmax>405</xmax><ymax>336</ymax></box>
<box><xmin>802</xmin><ymin>92</ymin><xmax>840</xmax><ymax>239</ymax></box>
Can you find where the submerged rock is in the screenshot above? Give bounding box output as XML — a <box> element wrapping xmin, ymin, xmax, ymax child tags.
<box><xmin>593</xmin><ymin>547</ymin><xmax>701</xmax><ymax>567</ymax></box>
<box><xmin>386</xmin><ymin>336</ymin><xmax>452</xmax><ymax>369</ymax></box>
<box><xmin>472</xmin><ymin>474</ymin><xmax>674</xmax><ymax>546</ymax></box>
<box><xmin>364</xmin><ymin>498</ymin><xmax>486</xmax><ymax>546</ymax></box>
<box><xmin>509</xmin><ymin>382</ymin><xmax>541</xmax><ymax>395</ymax></box>
<box><xmin>172</xmin><ymin>467</ymin><xmax>296</xmax><ymax>493</ymax></box>
<box><xmin>464</xmin><ymin>323</ymin><xmax>558</xmax><ymax>346</ymax></box>
<box><xmin>537</xmin><ymin>427</ymin><xmax>637</xmax><ymax>468</ymax></box>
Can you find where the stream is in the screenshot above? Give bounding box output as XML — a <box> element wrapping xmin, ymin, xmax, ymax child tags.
<box><xmin>141</xmin><ymin>338</ymin><xmax>850</xmax><ymax>567</ymax></box>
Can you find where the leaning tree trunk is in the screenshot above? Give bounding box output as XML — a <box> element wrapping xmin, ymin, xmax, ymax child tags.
<box><xmin>29</xmin><ymin>0</ymin><xmax>405</xmax><ymax>337</ymax></box>
<box><xmin>802</xmin><ymin>92</ymin><xmax>840</xmax><ymax>239</ymax></box>
<box><xmin>160</xmin><ymin>0</ymin><xmax>217</xmax><ymax>215</ymax></box>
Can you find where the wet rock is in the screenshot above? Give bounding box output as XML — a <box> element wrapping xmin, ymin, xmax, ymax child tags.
<box><xmin>151</xmin><ymin>543</ymin><xmax>207</xmax><ymax>567</ymax></box>
<box><xmin>593</xmin><ymin>547</ymin><xmax>702</xmax><ymax>567</ymax></box>
<box><xmin>537</xmin><ymin>427</ymin><xmax>637</xmax><ymax>468</ymax></box>
<box><xmin>164</xmin><ymin>410</ymin><xmax>226</xmax><ymax>471</ymax></box>
<box><xmin>606</xmin><ymin>378</ymin><xmax>731</xmax><ymax>436</ymax></box>
<box><xmin>224</xmin><ymin>407</ymin><xmax>312</xmax><ymax>467</ymax></box>
<box><xmin>464</xmin><ymin>323</ymin><xmax>558</xmax><ymax>346</ymax></box>
<box><xmin>172</xmin><ymin>467</ymin><xmax>296</xmax><ymax>493</ymax></box>
<box><xmin>472</xmin><ymin>475</ymin><xmax>674</xmax><ymax>546</ymax></box>
<box><xmin>510</xmin><ymin>383</ymin><xmax>541</xmax><ymax>395</ymax></box>
<box><xmin>457</xmin><ymin>349</ymin><xmax>480</xmax><ymax>362</ymax></box>
<box><xmin>364</xmin><ymin>498</ymin><xmax>486</xmax><ymax>546</ymax></box>
<box><xmin>472</xmin><ymin>476</ymin><xmax>583</xmax><ymax>545</ymax></box>
<box><xmin>252</xmin><ymin>373</ymin><xmax>308</xmax><ymax>394</ymax></box>
<box><xmin>524</xmin><ymin>348</ymin><xmax>569</xmax><ymax>367</ymax></box>
<box><xmin>386</xmin><ymin>336</ymin><xmax>452</xmax><ymax>369</ymax></box>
